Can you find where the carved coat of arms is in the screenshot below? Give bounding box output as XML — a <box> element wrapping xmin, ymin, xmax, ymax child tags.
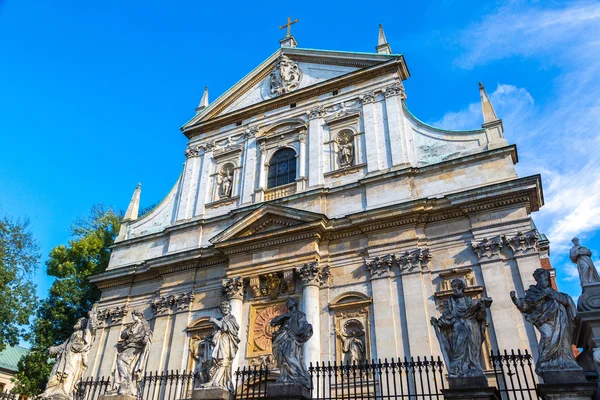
<box><xmin>270</xmin><ymin>55</ymin><xmax>301</xmax><ymax>96</ymax></box>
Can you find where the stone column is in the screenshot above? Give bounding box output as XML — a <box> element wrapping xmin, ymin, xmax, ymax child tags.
<box><xmin>176</xmin><ymin>147</ymin><xmax>201</xmax><ymax>221</ymax></box>
<box><xmin>366</xmin><ymin>255</ymin><xmax>400</xmax><ymax>361</ymax></box>
<box><xmin>472</xmin><ymin>237</ymin><xmax>528</xmax><ymax>352</ymax></box>
<box><xmin>307</xmin><ymin>107</ymin><xmax>324</xmax><ymax>188</ymax></box>
<box><xmin>255</xmin><ymin>142</ymin><xmax>266</xmax><ymax>202</ymax></box>
<box><xmin>296</xmin><ymin>262</ymin><xmax>330</xmax><ymax>368</ymax></box>
<box><xmin>240</xmin><ymin>127</ymin><xmax>258</xmax><ymax>205</ymax></box>
<box><xmin>360</xmin><ymin>92</ymin><xmax>385</xmax><ymax>173</ymax></box>
<box><xmin>382</xmin><ymin>83</ymin><xmax>409</xmax><ymax>167</ymax></box>
<box><xmin>193</xmin><ymin>145</ymin><xmax>214</xmax><ymax>217</ymax></box>
<box><xmin>222</xmin><ymin>277</ymin><xmax>245</xmax><ymax>374</ymax></box>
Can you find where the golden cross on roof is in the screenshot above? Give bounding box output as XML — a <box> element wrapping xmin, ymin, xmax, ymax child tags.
<box><xmin>279</xmin><ymin>16</ymin><xmax>299</xmax><ymax>37</ymax></box>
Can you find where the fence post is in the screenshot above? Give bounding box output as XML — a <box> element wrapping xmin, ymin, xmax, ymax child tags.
<box><xmin>441</xmin><ymin>376</ymin><xmax>500</xmax><ymax>400</ymax></box>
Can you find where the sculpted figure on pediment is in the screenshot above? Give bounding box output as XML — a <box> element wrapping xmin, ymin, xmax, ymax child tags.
<box><xmin>270</xmin><ymin>55</ymin><xmax>301</xmax><ymax>96</ymax></box>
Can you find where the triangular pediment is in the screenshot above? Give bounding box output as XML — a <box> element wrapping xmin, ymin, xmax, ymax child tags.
<box><xmin>182</xmin><ymin>47</ymin><xmax>401</xmax><ymax>132</ymax></box>
<box><xmin>209</xmin><ymin>204</ymin><xmax>328</xmax><ymax>244</ymax></box>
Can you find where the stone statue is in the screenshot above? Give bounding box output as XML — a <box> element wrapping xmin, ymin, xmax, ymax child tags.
<box><xmin>190</xmin><ymin>334</ymin><xmax>213</xmax><ymax>386</ymax></box>
<box><xmin>270</xmin><ymin>297</ymin><xmax>313</xmax><ymax>389</ymax></box>
<box><xmin>109</xmin><ymin>310</ymin><xmax>152</xmax><ymax>397</ymax></box>
<box><xmin>569</xmin><ymin>237</ymin><xmax>600</xmax><ymax>286</ymax></box>
<box><xmin>511</xmin><ymin>268</ymin><xmax>581</xmax><ymax>378</ymax></box>
<box><xmin>430</xmin><ymin>279</ymin><xmax>492</xmax><ymax>380</ymax></box>
<box><xmin>218</xmin><ymin>168</ymin><xmax>233</xmax><ymax>199</ymax></box>
<box><xmin>335</xmin><ymin>320</ymin><xmax>365</xmax><ymax>365</ymax></box>
<box><xmin>204</xmin><ymin>301</ymin><xmax>240</xmax><ymax>392</ymax></box>
<box><xmin>336</xmin><ymin>131</ymin><xmax>354</xmax><ymax>167</ymax></box>
<box><xmin>41</xmin><ymin>306</ymin><xmax>98</xmax><ymax>400</ymax></box>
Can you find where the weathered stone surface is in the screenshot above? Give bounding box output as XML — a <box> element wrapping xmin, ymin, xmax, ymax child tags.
<box><xmin>442</xmin><ymin>386</ymin><xmax>500</xmax><ymax>400</ymax></box>
<box><xmin>98</xmin><ymin>395</ymin><xmax>136</xmax><ymax>400</ymax></box>
<box><xmin>447</xmin><ymin>375</ymin><xmax>490</xmax><ymax>389</ymax></box>
<box><xmin>191</xmin><ymin>387</ymin><xmax>233</xmax><ymax>400</ymax></box>
<box><xmin>536</xmin><ymin>382</ymin><xmax>596</xmax><ymax>400</ymax></box>
<box><xmin>265</xmin><ymin>383</ymin><xmax>311</xmax><ymax>400</ymax></box>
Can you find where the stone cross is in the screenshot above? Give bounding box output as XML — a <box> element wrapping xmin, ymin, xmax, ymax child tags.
<box><xmin>279</xmin><ymin>16</ymin><xmax>299</xmax><ymax>37</ymax></box>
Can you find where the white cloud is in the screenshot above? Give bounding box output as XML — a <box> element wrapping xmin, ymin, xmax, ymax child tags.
<box><xmin>561</xmin><ymin>263</ymin><xmax>580</xmax><ymax>282</ymax></box>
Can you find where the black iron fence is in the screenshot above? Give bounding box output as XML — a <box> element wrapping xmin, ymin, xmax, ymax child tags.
<box><xmin>489</xmin><ymin>349</ymin><xmax>538</xmax><ymax>400</ymax></box>
<box><xmin>308</xmin><ymin>357</ymin><xmax>446</xmax><ymax>400</ymax></box>
<box><xmin>74</xmin><ymin>349</ymin><xmax>551</xmax><ymax>400</ymax></box>
<box><xmin>0</xmin><ymin>390</ymin><xmax>17</xmax><ymax>400</ymax></box>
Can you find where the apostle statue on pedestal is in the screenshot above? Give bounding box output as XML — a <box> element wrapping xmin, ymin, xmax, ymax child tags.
<box><xmin>270</xmin><ymin>297</ymin><xmax>313</xmax><ymax>389</ymax></box>
<box><xmin>41</xmin><ymin>306</ymin><xmax>98</xmax><ymax>400</ymax></box>
<box><xmin>511</xmin><ymin>268</ymin><xmax>581</xmax><ymax>378</ymax></box>
<box><xmin>570</xmin><ymin>238</ymin><xmax>600</xmax><ymax>286</ymax></box>
<box><xmin>204</xmin><ymin>301</ymin><xmax>240</xmax><ymax>392</ymax></box>
<box><xmin>431</xmin><ymin>279</ymin><xmax>492</xmax><ymax>381</ymax></box>
<box><xmin>110</xmin><ymin>310</ymin><xmax>152</xmax><ymax>397</ymax></box>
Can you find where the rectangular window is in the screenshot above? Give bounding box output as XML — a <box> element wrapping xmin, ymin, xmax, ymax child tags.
<box><xmin>290</xmin><ymin>103</ymin><xmax>296</xmax><ymax>109</ymax></box>
<box><xmin>332</xmin><ymin>90</ymin><xmax>339</xmax><ymax>96</ymax></box>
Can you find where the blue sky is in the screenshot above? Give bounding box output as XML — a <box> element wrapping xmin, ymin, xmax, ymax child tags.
<box><xmin>1</xmin><ymin>0</ymin><xmax>599</xmax><ymax>305</ymax></box>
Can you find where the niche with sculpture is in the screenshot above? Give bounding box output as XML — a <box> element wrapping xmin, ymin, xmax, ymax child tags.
<box><xmin>336</xmin><ymin>130</ymin><xmax>355</xmax><ymax>168</ymax></box>
<box><xmin>187</xmin><ymin>317</ymin><xmax>214</xmax><ymax>385</ymax></box>
<box><xmin>329</xmin><ymin>292</ymin><xmax>372</xmax><ymax>365</ymax></box>
<box><xmin>217</xmin><ymin>163</ymin><xmax>235</xmax><ymax>199</ymax></box>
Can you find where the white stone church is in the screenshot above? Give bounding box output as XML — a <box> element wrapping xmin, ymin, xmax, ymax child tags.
<box><xmin>88</xmin><ymin>25</ymin><xmax>546</xmax><ymax>380</ymax></box>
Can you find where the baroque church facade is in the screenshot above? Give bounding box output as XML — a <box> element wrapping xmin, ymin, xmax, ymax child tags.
<box><xmin>87</xmin><ymin>26</ymin><xmax>546</xmax><ymax>380</ymax></box>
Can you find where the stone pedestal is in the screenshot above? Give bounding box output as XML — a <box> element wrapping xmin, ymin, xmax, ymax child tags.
<box><xmin>536</xmin><ymin>382</ymin><xmax>596</xmax><ymax>400</ymax></box>
<box><xmin>99</xmin><ymin>395</ymin><xmax>136</xmax><ymax>400</ymax></box>
<box><xmin>265</xmin><ymin>383</ymin><xmax>311</xmax><ymax>400</ymax></box>
<box><xmin>442</xmin><ymin>377</ymin><xmax>500</xmax><ymax>400</ymax></box>
<box><xmin>191</xmin><ymin>387</ymin><xmax>233</xmax><ymax>400</ymax></box>
<box><xmin>575</xmin><ymin>282</ymin><xmax>600</xmax><ymax>399</ymax></box>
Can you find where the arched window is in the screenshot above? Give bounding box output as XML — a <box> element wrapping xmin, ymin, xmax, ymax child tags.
<box><xmin>267</xmin><ymin>148</ymin><xmax>297</xmax><ymax>188</ymax></box>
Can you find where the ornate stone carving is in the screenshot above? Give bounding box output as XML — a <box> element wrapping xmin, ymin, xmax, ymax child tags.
<box><xmin>511</xmin><ymin>268</ymin><xmax>582</xmax><ymax>379</ymax></box>
<box><xmin>217</xmin><ymin>165</ymin><xmax>234</xmax><ymax>199</ymax></box>
<box><xmin>336</xmin><ymin>130</ymin><xmax>354</xmax><ymax>167</ymax></box>
<box><xmin>336</xmin><ymin>319</ymin><xmax>365</xmax><ymax>365</ymax></box>
<box><xmin>365</xmin><ymin>254</ymin><xmax>395</xmax><ymax>278</ymax></box>
<box><xmin>184</xmin><ymin>146</ymin><xmax>200</xmax><ymax>158</ymax></box>
<box><xmin>252</xmin><ymin>303</ymin><xmax>288</xmax><ymax>353</ymax></box>
<box><xmin>248</xmin><ymin>272</ymin><xmax>295</xmax><ymax>300</ymax></box>
<box><xmin>308</xmin><ymin>105</ymin><xmax>326</xmax><ymax>120</ymax></box>
<box><xmin>97</xmin><ymin>305</ymin><xmax>128</xmax><ymax>326</ymax></box>
<box><xmin>263</xmin><ymin>273</ymin><xmax>282</xmax><ymax>300</ymax></box>
<box><xmin>249</xmin><ymin>354</ymin><xmax>276</xmax><ymax>369</ymax></box>
<box><xmin>295</xmin><ymin>262</ymin><xmax>331</xmax><ymax>287</ymax></box>
<box><xmin>359</xmin><ymin>91</ymin><xmax>375</xmax><ymax>104</ymax></box>
<box><xmin>109</xmin><ymin>310</ymin><xmax>152</xmax><ymax>397</ymax></box>
<box><xmin>249</xmin><ymin>276</ymin><xmax>261</xmax><ymax>298</ymax></box>
<box><xmin>270</xmin><ymin>55</ymin><xmax>301</xmax><ymax>96</ymax></box>
<box><xmin>202</xmin><ymin>301</ymin><xmax>240</xmax><ymax>392</ymax></box>
<box><xmin>503</xmin><ymin>230</ymin><xmax>539</xmax><ymax>256</ymax></box>
<box><xmin>282</xmin><ymin>269</ymin><xmax>295</xmax><ymax>295</ymax></box>
<box><xmin>381</xmin><ymin>83</ymin><xmax>406</xmax><ymax>99</ymax></box>
<box><xmin>298</xmin><ymin>131</ymin><xmax>307</xmax><ymax>143</ymax></box>
<box><xmin>41</xmin><ymin>306</ymin><xmax>98</xmax><ymax>400</ymax></box>
<box><xmin>242</xmin><ymin>126</ymin><xmax>258</xmax><ymax>139</ymax></box>
<box><xmin>152</xmin><ymin>292</ymin><xmax>195</xmax><ymax>315</ymax></box>
<box><xmin>471</xmin><ymin>237</ymin><xmax>502</xmax><ymax>261</ymax></box>
<box><xmin>431</xmin><ymin>279</ymin><xmax>492</xmax><ymax>383</ymax></box>
<box><xmin>191</xmin><ymin>334</ymin><xmax>212</xmax><ymax>386</ymax></box>
<box><xmin>570</xmin><ymin>237</ymin><xmax>600</xmax><ymax>286</ymax></box>
<box><xmin>222</xmin><ymin>277</ymin><xmax>244</xmax><ymax>300</ymax></box>
<box><xmin>270</xmin><ymin>297</ymin><xmax>313</xmax><ymax>388</ymax></box>
<box><xmin>398</xmin><ymin>248</ymin><xmax>432</xmax><ymax>271</ymax></box>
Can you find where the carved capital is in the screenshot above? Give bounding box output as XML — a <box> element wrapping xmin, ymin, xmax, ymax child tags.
<box><xmin>308</xmin><ymin>106</ymin><xmax>326</xmax><ymax>120</ymax></box>
<box><xmin>222</xmin><ymin>277</ymin><xmax>244</xmax><ymax>300</ymax></box>
<box><xmin>243</xmin><ymin>126</ymin><xmax>258</xmax><ymax>140</ymax></box>
<box><xmin>398</xmin><ymin>248</ymin><xmax>432</xmax><ymax>271</ymax></box>
<box><xmin>249</xmin><ymin>276</ymin><xmax>261</xmax><ymax>298</ymax></box>
<box><xmin>295</xmin><ymin>262</ymin><xmax>331</xmax><ymax>287</ymax></box>
<box><xmin>366</xmin><ymin>254</ymin><xmax>395</xmax><ymax>279</ymax></box>
<box><xmin>381</xmin><ymin>83</ymin><xmax>406</xmax><ymax>99</ymax></box>
<box><xmin>359</xmin><ymin>92</ymin><xmax>375</xmax><ymax>104</ymax></box>
<box><xmin>502</xmin><ymin>230</ymin><xmax>539</xmax><ymax>256</ymax></box>
<box><xmin>175</xmin><ymin>292</ymin><xmax>195</xmax><ymax>311</ymax></box>
<box><xmin>184</xmin><ymin>145</ymin><xmax>200</xmax><ymax>158</ymax></box>
<box><xmin>152</xmin><ymin>291</ymin><xmax>194</xmax><ymax>315</ymax></box>
<box><xmin>298</xmin><ymin>131</ymin><xmax>307</xmax><ymax>143</ymax></box>
<box><xmin>471</xmin><ymin>237</ymin><xmax>503</xmax><ymax>261</ymax></box>
<box><xmin>97</xmin><ymin>306</ymin><xmax>128</xmax><ymax>326</ymax></box>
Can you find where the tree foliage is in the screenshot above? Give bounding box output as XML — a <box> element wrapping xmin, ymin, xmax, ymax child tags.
<box><xmin>0</xmin><ymin>215</ymin><xmax>39</xmax><ymax>351</ymax></box>
<box><xmin>14</xmin><ymin>205</ymin><xmax>121</xmax><ymax>396</ymax></box>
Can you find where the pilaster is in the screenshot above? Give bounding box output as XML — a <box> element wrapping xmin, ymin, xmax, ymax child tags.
<box><xmin>382</xmin><ymin>83</ymin><xmax>409</xmax><ymax>167</ymax></box>
<box><xmin>193</xmin><ymin>146</ymin><xmax>214</xmax><ymax>217</ymax></box>
<box><xmin>360</xmin><ymin>92</ymin><xmax>385</xmax><ymax>173</ymax></box>
<box><xmin>307</xmin><ymin>108</ymin><xmax>324</xmax><ymax>188</ymax></box>
<box><xmin>222</xmin><ymin>277</ymin><xmax>245</xmax><ymax>373</ymax></box>
<box><xmin>241</xmin><ymin>127</ymin><xmax>258</xmax><ymax>205</ymax></box>
<box><xmin>177</xmin><ymin>147</ymin><xmax>201</xmax><ymax>220</ymax></box>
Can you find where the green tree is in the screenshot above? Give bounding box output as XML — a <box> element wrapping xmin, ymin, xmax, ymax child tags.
<box><xmin>13</xmin><ymin>205</ymin><xmax>121</xmax><ymax>396</ymax></box>
<box><xmin>0</xmin><ymin>215</ymin><xmax>39</xmax><ymax>351</ymax></box>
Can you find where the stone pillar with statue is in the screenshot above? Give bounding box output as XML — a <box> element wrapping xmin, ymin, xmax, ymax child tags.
<box><xmin>512</xmin><ymin>267</ymin><xmax>596</xmax><ymax>400</ymax></box>
<box><xmin>430</xmin><ymin>278</ymin><xmax>499</xmax><ymax>400</ymax></box>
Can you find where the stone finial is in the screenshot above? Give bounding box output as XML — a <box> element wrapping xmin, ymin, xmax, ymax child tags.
<box><xmin>503</xmin><ymin>230</ymin><xmax>539</xmax><ymax>256</ymax></box>
<box><xmin>196</xmin><ymin>86</ymin><xmax>209</xmax><ymax>113</ymax></box>
<box><xmin>376</xmin><ymin>24</ymin><xmax>392</xmax><ymax>54</ymax></box>
<box><xmin>479</xmin><ymin>82</ymin><xmax>498</xmax><ymax>124</ymax></box>
<box><xmin>222</xmin><ymin>277</ymin><xmax>244</xmax><ymax>300</ymax></box>
<box><xmin>471</xmin><ymin>237</ymin><xmax>502</xmax><ymax>261</ymax></box>
<box><xmin>115</xmin><ymin>183</ymin><xmax>141</xmax><ymax>242</ymax></box>
<box><xmin>366</xmin><ymin>254</ymin><xmax>395</xmax><ymax>278</ymax></box>
<box><xmin>295</xmin><ymin>262</ymin><xmax>331</xmax><ymax>287</ymax></box>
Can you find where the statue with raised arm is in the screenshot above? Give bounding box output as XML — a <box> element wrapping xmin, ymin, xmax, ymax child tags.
<box><xmin>430</xmin><ymin>279</ymin><xmax>492</xmax><ymax>381</ymax></box>
<box><xmin>335</xmin><ymin>320</ymin><xmax>365</xmax><ymax>365</ymax></box>
<box><xmin>41</xmin><ymin>306</ymin><xmax>98</xmax><ymax>400</ymax></box>
<box><xmin>570</xmin><ymin>237</ymin><xmax>600</xmax><ymax>286</ymax></box>
<box><xmin>109</xmin><ymin>310</ymin><xmax>152</xmax><ymax>397</ymax></box>
<box><xmin>511</xmin><ymin>268</ymin><xmax>581</xmax><ymax>378</ymax></box>
<box><xmin>270</xmin><ymin>297</ymin><xmax>313</xmax><ymax>389</ymax></box>
<box><xmin>190</xmin><ymin>334</ymin><xmax>213</xmax><ymax>387</ymax></box>
<box><xmin>204</xmin><ymin>301</ymin><xmax>240</xmax><ymax>392</ymax></box>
